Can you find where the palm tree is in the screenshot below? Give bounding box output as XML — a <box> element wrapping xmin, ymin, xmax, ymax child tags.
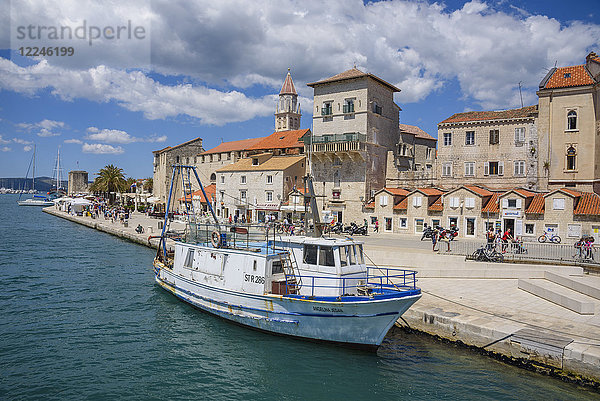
<box><xmin>91</xmin><ymin>164</ymin><xmax>127</xmax><ymax>202</ymax></box>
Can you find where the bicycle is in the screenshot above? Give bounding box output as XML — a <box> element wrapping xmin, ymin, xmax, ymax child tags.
<box><xmin>538</xmin><ymin>232</ymin><xmax>561</xmax><ymax>243</ymax></box>
<box><xmin>471</xmin><ymin>245</ymin><xmax>504</xmax><ymax>262</ymax></box>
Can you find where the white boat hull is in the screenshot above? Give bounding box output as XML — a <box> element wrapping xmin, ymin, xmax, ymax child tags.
<box><xmin>155</xmin><ymin>262</ymin><xmax>421</xmax><ymax>347</ymax></box>
<box><xmin>17</xmin><ymin>199</ymin><xmax>54</xmax><ymax>206</ymax></box>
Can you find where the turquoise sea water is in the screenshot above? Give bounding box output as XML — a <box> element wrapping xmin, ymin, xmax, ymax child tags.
<box><xmin>0</xmin><ymin>194</ymin><xmax>598</xmax><ymax>400</ymax></box>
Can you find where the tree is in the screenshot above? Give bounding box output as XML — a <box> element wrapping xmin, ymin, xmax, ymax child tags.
<box><xmin>144</xmin><ymin>177</ymin><xmax>153</xmax><ymax>194</ymax></box>
<box><xmin>91</xmin><ymin>164</ymin><xmax>127</xmax><ymax>202</ymax></box>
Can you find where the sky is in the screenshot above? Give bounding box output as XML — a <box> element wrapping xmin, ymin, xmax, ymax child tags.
<box><xmin>0</xmin><ymin>0</ymin><xmax>599</xmax><ymax>180</ymax></box>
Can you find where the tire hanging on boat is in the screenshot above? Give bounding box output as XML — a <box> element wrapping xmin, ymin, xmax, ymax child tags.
<box><xmin>211</xmin><ymin>230</ymin><xmax>221</xmax><ymax>248</ymax></box>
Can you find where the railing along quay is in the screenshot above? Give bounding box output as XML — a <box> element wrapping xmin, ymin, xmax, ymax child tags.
<box><xmin>447</xmin><ymin>240</ymin><xmax>600</xmax><ymax>266</ymax></box>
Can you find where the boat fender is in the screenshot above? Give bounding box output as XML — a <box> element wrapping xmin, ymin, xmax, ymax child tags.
<box><xmin>211</xmin><ymin>231</ymin><xmax>221</xmax><ymax>248</ymax></box>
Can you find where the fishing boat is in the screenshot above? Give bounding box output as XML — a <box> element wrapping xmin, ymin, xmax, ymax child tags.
<box><xmin>153</xmin><ymin>165</ymin><xmax>421</xmax><ymax>347</ymax></box>
<box><xmin>17</xmin><ymin>145</ymin><xmax>54</xmax><ymax>206</ymax></box>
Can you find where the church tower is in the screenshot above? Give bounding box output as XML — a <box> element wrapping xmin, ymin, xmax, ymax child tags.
<box><xmin>275</xmin><ymin>69</ymin><xmax>301</xmax><ymax>132</ymax></box>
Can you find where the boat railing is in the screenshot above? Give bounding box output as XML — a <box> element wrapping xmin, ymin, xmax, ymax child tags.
<box><xmin>284</xmin><ymin>267</ymin><xmax>418</xmax><ymax>298</ymax></box>
<box><xmin>181</xmin><ymin>222</ymin><xmax>290</xmax><ymax>254</ymax></box>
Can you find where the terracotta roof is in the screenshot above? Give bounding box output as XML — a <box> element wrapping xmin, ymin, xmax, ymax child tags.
<box><xmin>307</xmin><ymin>68</ymin><xmax>400</xmax><ymax>92</ymax></box>
<box><xmin>246</xmin><ymin>129</ymin><xmax>309</xmax><ymax>151</ymax></box>
<box><xmin>463</xmin><ymin>185</ymin><xmax>493</xmax><ymax>197</ymax></box>
<box><xmin>153</xmin><ymin>137</ymin><xmax>203</xmax><ymax>154</ymax></box>
<box><xmin>543</xmin><ymin>65</ymin><xmax>594</xmax><ymax>89</ymax></box>
<box><xmin>384</xmin><ymin>187</ymin><xmax>410</xmax><ymax>196</ymax></box>
<box><xmin>399</xmin><ymin>124</ymin><xmax>436</xmax><ymax>141</ymax></box>
<box><xmin>414</xmin><ymin>188</ymin><xmax>444</xmax><ymax>196</ymax></box>
<box><xmin>364</xmin><ymin>202</ymin><xmax>375</xmax><ymax>209</ymax></box>
<box><xmin>178</xmin><ymin>184</ymin><xmax>216</xmax><ymax>203</ymax></box>
<box><xmin>428</xmin><ymin>196</ymin><xmax>443</xmax><ymax>212</ymax></box>
<box><xmin>280</xmin><ymin>71</ymin><xmax>297</xmax><ymax>95</ymax></box>
<box><xmin>439</xmin><ymin>105</ymin><xmax>537</xmax><ymax>124</ymax></box>
<box><xmin>216</xmin><ymin>155</ymin><xmax>305</xmax><ymax>172</ymax></box>
<box><xmin>543</xmin><ymin>188</ymin><xmax>582</xmax><ymax>199</ymax></box>
<box><xmin>481</xmin><ymin>192</ymin><xmax>501</xmax><ymax>213</ymax></box>
<box><xmin>574</xmin><ymin>192</ymin><xmax>600</xmax><ymax>215</ymax></box>
<box><xmin>394</xmin><ymin>197</ymin><xmax>408</xmax><ymax>210</ymax></box>
<box><xmin>525</xmin><ymin>193</ymin><xmax>545</xmax><ymax>214</ymax></box>
<box><xmin>513</xmin><ymin>188</ymin><xmax>536</xmax><ymax>198</ymax></box>
<box><xmin>201</xmin><ymin>137</ymin><xmax>264</xmax><ymax>155</ymax></box>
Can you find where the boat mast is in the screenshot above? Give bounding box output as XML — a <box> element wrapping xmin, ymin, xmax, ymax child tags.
<box><xmin>32</xmin><ymin>144</ymin><xmax>36</xmax><ymax>192</ymax></box>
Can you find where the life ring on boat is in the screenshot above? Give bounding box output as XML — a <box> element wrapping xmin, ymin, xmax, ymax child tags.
<box><xmin>211</xmin><ymin>231</ymin><xmax>221</xmax><ymax>248</ymax></box>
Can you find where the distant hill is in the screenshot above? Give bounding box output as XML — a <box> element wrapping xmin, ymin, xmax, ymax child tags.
<box><xmin>0</xmin><ymin>177</ymin><xmax>54</xmax><ymax>192</ymax></box>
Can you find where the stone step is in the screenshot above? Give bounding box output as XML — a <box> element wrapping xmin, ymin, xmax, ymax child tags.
<box><xmin>544</xmin><ymin>271</ymin><xmax>600</xmax><ymax>300</ymax></box>
<box><xmin>518</xmin><ymin>278</ymin><xmax>596</xmax><ymax>315</ymax></box>
<box><xmin>414</xmin><ymin>268</ymin><xmax>578</xmax><ymax>279</ymax></box>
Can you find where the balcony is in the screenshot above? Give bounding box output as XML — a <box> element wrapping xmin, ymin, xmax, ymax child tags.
<box><xmin>343</xmin><ymin>104</ymin><xmax>354</xmax><ymax>113</ymax></box>
<box><xmin>304</xmin><ymin>133</ymin><xmax>368</xmax><ymax>162</ymax></box>
<box><xmin>321</xmin><ymin>107</ymin><xmax>333</xmax><ymax>116</ymax></box>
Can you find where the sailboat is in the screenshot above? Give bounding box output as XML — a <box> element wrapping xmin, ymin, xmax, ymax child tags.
<box><xmin>17</xmin><ymin>145</ymin><xmax>54</xmax><ymax>206</ymax></box>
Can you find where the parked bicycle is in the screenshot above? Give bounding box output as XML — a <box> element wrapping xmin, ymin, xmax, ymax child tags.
<box><xmin>538</xmin><ymin>232</ymin><xmax>561</xmax><ymax>243</ymax></box>
<box><xmin>471</xmin><ymin>245</ymin><xmax>504</xmax><ymax>262</ymax></box>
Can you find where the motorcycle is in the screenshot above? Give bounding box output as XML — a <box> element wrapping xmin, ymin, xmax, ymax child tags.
<box><xmin>331</xmin><ymin>222</ymin><xmax>344</xmax><ymax>234</ymax></box>
<box><xmin>421</xmin><ymin>226</ymin><xmax>434</xmax><ymax>241</ymax></box>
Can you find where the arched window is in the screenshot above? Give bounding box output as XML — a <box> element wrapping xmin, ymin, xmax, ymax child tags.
<box><xmin>210</xmin><ymin>173</ymin><xmax>216</xmax><ymax>183</ymax></box>
<box><xmin>566</xmin><ymin>147</ymin><xmax>576</xmax><ymax>170</ymax></box>
<box><xmin>567</xmin><ymin>110</ymin><xmax>577</xmax><ymax>130</ymax></box>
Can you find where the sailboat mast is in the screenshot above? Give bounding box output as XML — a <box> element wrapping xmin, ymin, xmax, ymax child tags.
<box><xmin>32</xmin><ymin>144</ymin><xmax>36</xmax><ymax>192</ymax></box>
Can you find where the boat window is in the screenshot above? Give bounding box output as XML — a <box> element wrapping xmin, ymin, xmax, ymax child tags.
<box><xmin>318</xmin><ymin>246</ymin><xmax>335</xmax><ymax>267</ymax></box>
<box><xmin>184</xmin><ymin>249</ymin><xmax>194</xmax><ymax>268</ymax></box>
<box><xmin>347</xmin><ymin>246</ymin><xmax>355</xmax><ymax>265</ymax></box>
<box><xmin>272</xmin><ymin>260</ymin><xmax>283</xmax><ymax>275</ymax></box>
<box><xmin>339</xmin><ymin>246</ymin><xmax>347</xmax><ymax>266</ymax></box>
<box><xmin>303</xmin><ymin>244</ymin><xmax>318</xmax><ymax>265</ymax></box>
<box><xmin>356</xmin><ymin>245</ymin><xmax>365</xmax><ymax>264</ymax></box>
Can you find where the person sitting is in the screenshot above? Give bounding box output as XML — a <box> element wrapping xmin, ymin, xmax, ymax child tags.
<box><xmin>135</xmin><ymin>224</ymin><xmax>144</xmax><ymax>234</ymax></box>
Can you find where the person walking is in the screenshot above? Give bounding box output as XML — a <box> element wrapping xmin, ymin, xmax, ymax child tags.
<box><xmin>486</xmin><ymin>227</ymin><xmax>495</xmax><ymax>250</ymax></box>
<box><xmin>374</xmin><ymin>219</ymin><xmax>379</xmax><ymax>233</ymax></box>
<box><xmin>502</xmin><ymin>228</ymin><xmax>513</xmax><ymax>253</ymax></box>
<box><xmin>431</xmin><ymin>226</ymin><xmax>439</xmax><ymax>252</ymax></box>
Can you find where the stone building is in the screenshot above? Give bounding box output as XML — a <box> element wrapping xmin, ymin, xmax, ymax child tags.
<box><xmin>215</xmin><ymin>154</ymin><xmax>306</xmax><ymax>222</ymax></box>
<box><xmin>436</xmin><ymin>106</ymin><xmax>539</xmax><ymax>190</ymax></box>
<box><xmin>306</xmin><ymin>68</ymin><xmax>403</xmax><ymax>223</ymax></box>
<box><xmin>68</xmin><ymin>170</ymin><xmax>89</xmax><ymax>196</ymax></box>
<box><xmin>386</xmin><ymin>124</ymin><xmax>437</xmax><ymax>189</ymax></box>
<box><xmin>152</xmin><ymin>137</ymin><xmax>204</xmax><ymax>202</ymax></box>
<box><xmin>195</xmin><ymin>137</ymin><xmax>264</xmax><ymax>185</ymax></box>
<box><xmin>537</xmin><ymin>52</ymin><xmax>600</xmax><ymax>193</ymax></box>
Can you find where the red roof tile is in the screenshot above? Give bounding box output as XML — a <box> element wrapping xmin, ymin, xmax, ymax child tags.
<box><xmin>416</xmin><ymin>188</ymin><xmax>444</xmax><ymax>196</ymax></box>
<box><xmin>394</xmin><ymin>197</ymin><xmax>408</xmax><ymax>210</ymax></box>
<box><xmin>246</xmin><ymin>129</ymin><xmax>309</xmax><ymax>151</ymax></box>
<box><xmin>439</xmin><ymin>105</ymin><xmax>537</xmax><ymax>124</ymax></box>
<box><xmin>464</xmin><ymin>185</ymin><xmax>493</xmax><ymax>197</ymax></box>
<box><xmin>201</xmin><ymin>137</ymin><xmax>264</xmax><ymax>155</ymax></box>
<box><xmin>428</xmin><ymin>196</ymin><xmax>443</xmax><ymax>212</ymax></box>
<box><xmin>399</xmin><ymin>124</ymin><xmax>436</xmax><ymax>141</ymax></box>
<box><xmin>178</xmin><ymin>184</ymin><xmax>216</xmax><ymax>203</ymax></box>
<box><xmin>514</xmin><ymin>188</ymin><xmax>536</xmax><ymax>198</ymax></box>
<box><xmin>481</xmin><ymin>192</ymin><xmax>501</xmax><ymax>213</ymax></box>
<box><xmin>543</xmin><ymin>65</ymin><xmax>594</xmax><ymax>89</ymax></box>
<box><xmin>525</xmin><ymin>193</ymin><xmax>546</xmax><ymax>214</ymax></box>
<box><xmin>364</xmin><ymin>202</ymin><xmax>375</xmax><ymax>209</ymax></box>
<box><xmin>307</xmin><ymin>68</ymin><xmax>400</xmax><ymax>92</ymax></box>
<box><xmin>560</xmin><ymin>188</ymin><xmax>582</xmax><ymax>197</ymax></box>
<box><xmin>280</xmin><ymin>71</ymin><xmax>297</xmax><ymax>95</ymax></box>
<box><xmin>384</xmin><ymin>187</ymin><xmax>410</xmax><ymax>196</ymax></box>
<box><xmin>574</xmin><ymin>193</ymin><xmax>600</xmax><ymax>215</ymax></box>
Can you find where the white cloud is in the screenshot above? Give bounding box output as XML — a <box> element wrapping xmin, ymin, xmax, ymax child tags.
<box><xmin>13</xmin><ymin>138</ymin><xmax>33</xmax><ymax>144</ymax></box>
<box><xmin>1</xmin><ymin>146</ymin><xmax>12</xmax><ymax>152</ymax></box>
<box><xmin>2</xmin><ymin>0</ymin><xmax>600</xmax><ymax>113</ymax></box>
<box><xmin>23</xmin><ymin>145</ymin><xmax>33</xmax><ymax>152</ymax></box>
<box><xmin>64</xmin><ymin>138</ymin><xmax>83</xmax><ymax>144</ymax></box>
<box><xmin>85</xmin><ymin>127</ymin><xmax>168</xmax><ymax>144</ymax></box>
<box><xmin>82</xmin><ymin>143</ymin><xmax>125</xmax><ymax>154</ymax></box>
<box><xmin>0</xmin><ymin>135</ymin><xmax>10</xmax><ymax>144</ymax></box>
<box><xmin>17</xmin><ymin>119</ymin><xmax>65</xmax><ymax>137</ymax></box>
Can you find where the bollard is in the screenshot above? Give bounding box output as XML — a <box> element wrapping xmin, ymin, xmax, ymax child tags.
<box><xmin>147</xmin><ymin>226</ymin><xmax>153</xmax><ymax>234</ymax></box>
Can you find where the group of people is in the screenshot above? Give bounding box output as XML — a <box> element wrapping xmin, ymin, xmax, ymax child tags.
<box><xmin>430</xmin><ymin>226</ymin><xmax>453</xmax><ymax>252</ymax></box>
<box><xmin>574</xmin><ymin>236</ymin><xmax>596</xmax><ymax>260</ymax></box>
<box><xmin>486</xmin><ymin>227</ymin><xmax>520</xmax><ymax>253</ymax></box>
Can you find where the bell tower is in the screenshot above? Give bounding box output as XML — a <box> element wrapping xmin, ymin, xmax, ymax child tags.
<box><xmin>275</xmin><ymin>69</ymin><xmax>301</xmax><ymax>132</ymax></box>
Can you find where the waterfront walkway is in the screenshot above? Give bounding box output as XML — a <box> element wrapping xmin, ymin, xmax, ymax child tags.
<box><xmin>43</xmin><ymin>207</ymin><xmax>600</xmax><ymax>385</ymax></box>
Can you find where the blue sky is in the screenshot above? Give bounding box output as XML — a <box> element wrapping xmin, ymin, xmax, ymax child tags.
<box><xmin>0</xmin><ymin>0</ymin><xmax>599</xmax><ymax>180</ymax></box>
